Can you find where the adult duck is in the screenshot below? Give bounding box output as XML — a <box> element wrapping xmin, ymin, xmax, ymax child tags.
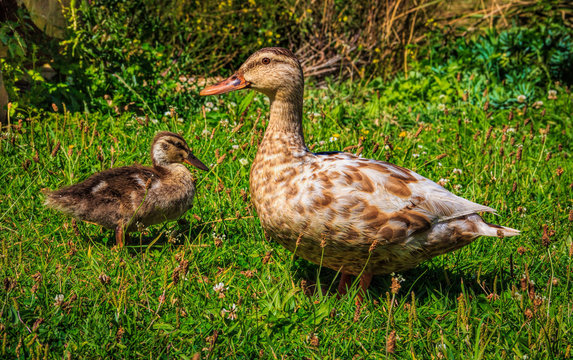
<box><xmin>200</xmin><ymin>48</ymin><xmax>519</xmax><ymax>301</ymax></box>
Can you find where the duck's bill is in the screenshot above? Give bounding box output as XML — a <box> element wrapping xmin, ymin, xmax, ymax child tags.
<box><xmin>184</xmin><ymin>153</ymin><xmax>209</xmax><ymax>171</ymax></box>
<box><xmin>199</xmin><ymin>74</ymin><xmax>250</xmax><ymax>95</ymax></box>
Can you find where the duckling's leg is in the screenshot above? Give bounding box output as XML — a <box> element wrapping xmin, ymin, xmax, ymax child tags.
<box><xmin>115</xmin><ymin>224</ymin><xmax>130</xmax><ymax>247</ymax></box>
<box><xmin>337</xmin><ymin>272</ymin><xmax>352</xmax><ymax>297</ymax></box>
<box><xmin>355</xmin><ymin>273</ymin><xmax>373</xmax><ymax>305</ymax></box>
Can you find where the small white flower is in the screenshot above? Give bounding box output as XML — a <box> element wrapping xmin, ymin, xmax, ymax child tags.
<box><xmin>239</xmin><ymin>158</ymin><xmax>249</xmax><ymax>166</ymax></box>
<box><xmin>453</xmin><ymin>184</ymin><xmax>462</xmax><ymax>191</ymax></box>
<box><xmin>548</xmin><ymin>90</ymin><xmax>557</xmax><ymax>100</ymax></box>
<box><xmin>201</xmin><ymin>129</ymin><xmax>211</xmax><ymax>138</ymax></box>
<box><xmin>533</xmin><ymin>101</ymin><xmax>543</xmax><ymax>109</ymax></box>
<box><xmin>517</xmin><ymin>95</ymin><xmax>526</xmax><ymax>103</ymax></box>
<box><xmin>412</xmin><ymin>153</ymin><xmax>420</xmax><ymax>158</ymax></box>
<box><xmin>221</xmin><ymin>119</ymin><xmax>229</xmax><ymax>127</ymax></box>
<box><xmin>221</xmin><ymin>303</ymin><xmax>238</xmax><ymax>320</ymax></box>
<box><xmin>437</xmin><ymin>103</ymin><xmax>446</xmax><ymax>111</ymax></box>
<box><xmin>507</xmin><ymin>127</ymin><xmax>516</xmax><ymax>133</ymax></box>
<box><xmin>232</xmin><ymin>145</ymin><xmax>239</xmax><ymax>150</ymax></box>
<box><xmin>164</xmin><ymin>111</ymin><xmax>171</xmax><ymax>116</ymax></box>
<box><xmin>437</xmin><ymin>178</ymin><xmax>449</xmax><ymax>186</ymax></box>
<box><xmin>417</xmin><ymin>145</ymin><xmax>424</xmax><ymax>149</ymax></box>
<box><xmin>384</xmin><ymin>145</ymin><xmax>390</xmax><ymax>150</ymax></box>
<box><xmin>54</xmin><ymin>294</ymin><xmax>64</xmax><ymax>302</ymax></box>
<box><xmin>205</xmin><ymin>101</ymin><xmax>214</xmax><ymax>109</ymax></box>
<box><xmin>452</xmin><ymin>168</ymin><xmax>462</xmax><ymax>175</ymax></box>
<box><xmin>319</xmin><ymin>140</ymin><xmax>325</xmax><ymax>146</ymax></box>
<box><xmin>213</xmin><ymin>282</ymin><xmax>227</xmax><ymax>293</ymax></box>
<box><xmin>329</xmin><ymin>137</ymin><xmax>338</xmax><ymax>142</ymax></box>
<box><xmin>437</xmin><ymin>162</ymin><xmax>442</xmax><ymax>167</ymax></box>
<box><xmin>150</xmin><ymin>118</ymin><xmax>159</xmax><ymax>124</ymax></box>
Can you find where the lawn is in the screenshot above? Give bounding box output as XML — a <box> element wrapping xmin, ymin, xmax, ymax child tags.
<box><xmin>1</xmin><ymin>56</ymin><xmax>572</xmax><ymax>358</ymax></box>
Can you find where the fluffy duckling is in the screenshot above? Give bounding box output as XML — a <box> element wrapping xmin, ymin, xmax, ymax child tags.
<box><xmin>200</xmin><ymin>48</ymin><xmax>519</xmax><ymax>302</ymax></box>
<box><xmin>45</xmin><ymin>131</ymin><xmax>208</xmax><ymax>247</ymax></box>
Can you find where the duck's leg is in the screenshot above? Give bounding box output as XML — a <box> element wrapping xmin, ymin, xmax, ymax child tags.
<box><xmin>337</xmin><ymin>272</ymin><xmax>352</xmax><ymax>297</ymax></box>
<box><xmin>355</xmin><ymin>273</ymin><xmax>373</xmax><ymax>305</ymax></box>
<box><xmin>115</xmin><ymin>225</ymin><xmax>130</xmax><ymax>247</ymax></box>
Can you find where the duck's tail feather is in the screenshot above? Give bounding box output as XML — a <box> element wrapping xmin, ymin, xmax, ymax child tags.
<box><xmin>476</xmin><ymin>220</ymin><xmax>520</xmax><ymax>238</ymax></box>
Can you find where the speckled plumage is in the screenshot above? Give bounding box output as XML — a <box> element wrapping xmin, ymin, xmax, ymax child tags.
<box><xmin>201</xmin><ymin>48</ymin><xmax>519</xmax><ymax>291</ymax></box>
<box><xmin>45</xmin><ymin>131</ymin><xmax>208</xmax><ymax>246</ymax></box>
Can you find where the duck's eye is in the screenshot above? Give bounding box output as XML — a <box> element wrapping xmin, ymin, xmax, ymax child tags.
<box><xmin>262</xmin><ymin>58</ymin><xmax>271</xmax><ymax>65</ymax></box>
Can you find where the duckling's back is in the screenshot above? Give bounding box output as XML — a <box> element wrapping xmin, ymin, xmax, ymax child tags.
<box><xmin>45</xmin><ymin>166</ymin><xmax>164</xmax><ymax>230</ymax></box>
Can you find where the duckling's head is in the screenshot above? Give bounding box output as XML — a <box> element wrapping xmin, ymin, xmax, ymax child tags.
<box><xmin>151</xmin><ymin>132</ymin><xmax>208</xmax><ymax>171</ymax></box>
<box><xmin>200</xmin><ymin>47</ymin><xmax>303</xmax><ymax>100</ymax></box>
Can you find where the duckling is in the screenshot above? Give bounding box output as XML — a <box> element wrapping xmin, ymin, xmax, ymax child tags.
<box><xmin>45</xmin><ymin>131</ymin><xmax>208</xmax><ymax>247</ymax></box>
<box><xmin>200</xmin><ymin>47</ymin><xmax>520</xmax><ymax>302</ymax></box>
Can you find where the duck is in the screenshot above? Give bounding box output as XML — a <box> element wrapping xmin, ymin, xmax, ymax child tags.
<box><xmin>200</xmin><ymin>47</ymin><xmax>519</xmax><ymax>302</ymax></box>
<box><xmin>44</xmin><ymin>131</ymin><xmax>209</xmax><ymax>247</ymax></box>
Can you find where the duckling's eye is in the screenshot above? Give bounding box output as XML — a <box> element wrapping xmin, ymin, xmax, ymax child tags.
<box><xmin>262</xmin><ymin>58</ymin><xmax>271</xmax><ymax>65</ymax></box>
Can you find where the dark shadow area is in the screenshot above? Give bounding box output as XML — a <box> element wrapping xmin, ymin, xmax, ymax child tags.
<box><xmin>288</xmin><ymin>254</ymin><xmax>515</xmax><ymax>304</ymax></box>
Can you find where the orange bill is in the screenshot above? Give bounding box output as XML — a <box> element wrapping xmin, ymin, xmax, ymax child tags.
<box><xmin>200</xmin><ymin>73</ymin><xmax>250</xmax><ymax>96</ymax></box>
<box><xmin>184</xmin><ymin>153</ymin><xmax>209</xmax><ymax>171</ymax></box>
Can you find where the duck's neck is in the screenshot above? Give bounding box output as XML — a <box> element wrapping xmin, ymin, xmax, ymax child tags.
<box><xmin>263</xmin><ymin>88</ymin><xmax>307</xmax><ymax>152</ymax></box>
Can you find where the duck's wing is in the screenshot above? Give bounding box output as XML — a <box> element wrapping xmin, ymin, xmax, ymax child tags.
<box><xmin>303</xmin><ymin>152</ymin><xmax>519</xmax><ymax>241</ymax></box>
<box><xmin>312</xmin><ymin>152</ymin><xmax>494</xmax><ymax>222</ymax></box>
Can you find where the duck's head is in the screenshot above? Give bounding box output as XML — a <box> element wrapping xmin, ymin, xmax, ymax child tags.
<box><xmin>151</xmin><ymin>131</ymin><xmax>208</xmax><ymax>170</ymax></box>
<box><xmin>200</xmin><ymin>47</ymin><xmax>303</xmax><ymax>100</ymax></box>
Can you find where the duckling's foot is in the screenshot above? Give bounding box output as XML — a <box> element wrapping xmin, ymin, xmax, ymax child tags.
<box><xmin>115</xmin><ymin>226</ymin><xmax>130</xmax><ymax>247</ymax></box>
<box><xmin>355</xmin><ymin>273</ymin><xmax>373</xmax><ymax>306</ymax></box>
<box><xmin>337</xmin><ymin>272</ymin><xmax>352</xmax><ymax>297</ymax></box>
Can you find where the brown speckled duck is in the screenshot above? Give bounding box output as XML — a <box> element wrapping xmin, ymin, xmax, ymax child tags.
<box><xmin>200</xmin><ymin>48</ymin><xmax>519</xmax><ymax>301</ymax></box>
<box><xmin>45</xmin><ymin>131</ymin><xmax>208</xmax><ymax>247</ymax></box>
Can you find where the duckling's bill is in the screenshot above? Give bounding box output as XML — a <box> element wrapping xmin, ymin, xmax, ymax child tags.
<box><xmin>184</xmin><ymin>153</ymin><xmax>209</xmax><ymax>171</ymax></box>
<box><xmin>200</xmin><ymin>73</ymin><xmax>250</xmax><ymax>95</ymax></box>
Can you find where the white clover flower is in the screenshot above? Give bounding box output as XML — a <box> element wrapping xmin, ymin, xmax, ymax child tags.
<box><xmin>437</xmin><ymin>104</ymin><xmax>446</xmax><ymax>111</ymax></box>
<box><xmin>221</xmin><ymin>119</ymin><xmax>229</xmax><ymax>127</ymax></box>
<box><xmin>412</xmin><ymin>153</ymin><xmax>420</xmax><ymax>158</ymax></box>
<box><xmin>437</xmin><ymin>178</ymin><xmax>449</xmax><ymax>186</ymax></box>
<box><xmin>319</xmin><ymin>140</ymin><xmax>326</xmax><ymax>146</ymax></box>
<box><xmin>437</xmin><ymin>162</ymin><xmax>443</xmax><ymax>167</ymax></box>
<box><xmin>232</xmin><ymin>145</ymin><xmax>239</xmax><ymax>150</ymax></box>
<box><xmin>54</xmin><ymin>294</ymin><xmax>64</xmax><ymax>302</ymax></box>
<box><xmin>533</xmin><ymin>101</ymin><xmax>543</xmax><ymax>108</ymax></box>
<box><xmin>201</xmin><ymin>129</ymin><xmax>211</xmax><ymax>138</ymax></box>
<box><xmin>221</xmin><ymin>303</ymin><xmax>238</xmax><ymax>320</ymax></box>
<box><xmin>164</xmin><ymin>111</ymin><xmax>171</xmax><ymax>116</ymax></box>
<box><xmin>548</xmin><ymin>90</ymin><xmax>557</xmax><ymax>100</ymax></box>
<box><xmin>205</xmin><ymin>101</ymin><xmax>214</xmax><ymax>109</ymax></box>
<box><xmin>213</xmin><ymin>282</ymin><xmax>227</xmax><ymax>293</ymax></box>
<box><xmin>150</xmin><ymin>118</ymin><xmax>159</xmax><ymax>124</ymax></box>
<box><xmin>453</xmin><ymin>184</ymin><xmax>462</xmax><ymax>191</ymax></box>
<box><xmin>239</xmin><ymin>158</ymin><xmax>249</xmax><ymax>166</ymax></box>
<box><xmin>517</xmin><ymin>95</ymin><xmax>526</xmax><ymax>103</ymax></box>
<box><xmin>452</xmin><ymin>168</ymin><xmax>462</xmax><ymax>175</ymax></box>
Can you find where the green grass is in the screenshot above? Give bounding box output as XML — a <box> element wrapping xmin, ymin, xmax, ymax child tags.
<box><xmin>1</xmin><ymin>72</ymin><xmax>572</xmax><ymax>359</ymax></box>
